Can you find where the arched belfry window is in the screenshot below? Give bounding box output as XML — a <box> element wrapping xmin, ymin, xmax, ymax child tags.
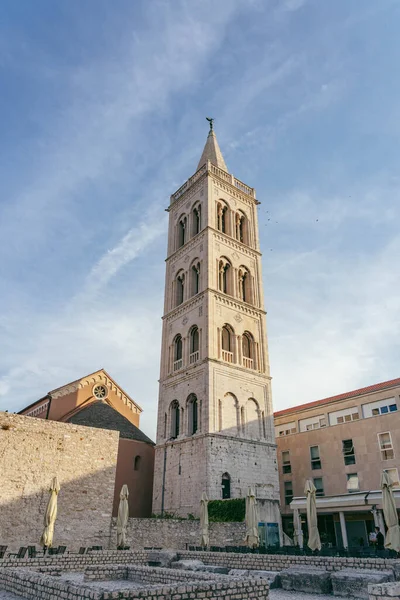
<box><xmin>192</xmin><ymin>204</ymin><xmax>201</xmax><ymax>236</ymax></box>
<box><xmin>191</xmin><ymin>261</ymin><xmax>200</xmax><ymax>296</ymax></box>
<box><xmin>176</xmin><ymin>272</ymin><xmax>185</xmax><ymax>306</ymax></box>
<box><xmin>217</xmin><ymin>202</ymin><xmax>229</xmax><ymax>235</ymax></box>
<box><xmin>218</xmin><ymin>258</ymin><xmax>232</xmax><ymax>295</ymax></box>
<box><xmin>187</xmin><ymin>393</ymin><xmax>198</xmax><ymax>435</ymax></box>
<box><xmin>171</xmin><ymin>400</ymin><xmax>180</xmax><ymax>439</ymax></box>
<box><xmin>222</xmin><ymin>473</ymin><xmax>231</xmax><ymax>499</ymax></box>
<box><xmin>178</xmin><ymin>215</ymin><xmax>187</xmax><ymax>248</ymax></box>
<box><xmin>189</xmin><ymin>326</ymin><xmax>199</xmax><ymax>363</ymax></box>
<box><xmin>238</xmin><ymin>267</ymin><xmax>252</xmax><ymax>304</ymax></box>
<box><xmin>134</xmin><ymin>456</ymin><xmax>141</xmax><ymax>471</ymax></box>
<box><xmin>174</xmin><ymin>335</ymin><xmax>183</xmax><ymax>371</ymax></box>
<box><xmin>221</xmin><ymin>325</ymin><xmax>234</xmax><ymax>363</ymax></box>
<box><xmin>236</xmin><ymin>212</ymin><xmax>248</xmax><ymax>244</ymax></box>
<box><xmin>242</xmin><ymin>332</ymin><xmax>254</xmax><ymax>369</ymax></box>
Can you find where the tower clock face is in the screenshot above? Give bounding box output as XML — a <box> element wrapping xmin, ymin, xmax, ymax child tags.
<box><xmin>93</xmin><ymin>384</ymin><xmax>108</xmax><ymax>399</ymax></box>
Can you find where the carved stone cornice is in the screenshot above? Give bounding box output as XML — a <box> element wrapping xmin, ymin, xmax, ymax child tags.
<box><xmin>167</xmin><ymin>231</ymin><xmax>206</xmax><ymax>265</ymax></box>
<box><xmin>213</xmin><ymin>292</ymin><xmax>266</xmax><ymax>317</ymax></box>
<box><xmin>213</xmin><ymin>230</ymin><xmax>261</xmax><ymax>259</ymax></box>
<box><xmin>155</xmin><ymin>432</ymin><xmax>276</xmax><ymax>451</ymax></box>
<box><xmin>164</xmin><ymin>293</ymin><xmax>204</xmax><ymax>322</ymax></box>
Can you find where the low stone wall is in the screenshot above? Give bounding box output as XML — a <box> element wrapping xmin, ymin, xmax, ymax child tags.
<box><xmin>369</xmin><ymin>580</ymin><xmax>400</xmax><ymax>599</ymax></box>
<box><xmin>0</xmin><ymin>550</ymin><xmax>148</xmax><ymax>570</ymax></box>
<box><xmin>111</xmin><ymin>517</ymin><xmax>247</xmax><ymax>549</ymax></box>
<box><xmin>0</xmin><ymin>563</ymin><xmax>269</xmax><ymax>600</ymax></box>
<box><xmin>0</xmin><ymin>568</ymin><xmax>102</xmax><ymax>600</ymax></box>
<box><xmin>1</xmin><ymin>549</ymin><xmax>398</xmax><ymax>577</ymax></box>
<box><xmin>179</xmin><ymin>550</ymin><xmax>400</xmax><ymax>576</ymax></box>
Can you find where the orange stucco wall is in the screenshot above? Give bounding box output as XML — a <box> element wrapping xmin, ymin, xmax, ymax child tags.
<box><xmin>46</xmin><ymin>387</ymin><xmax>140</xmax><ymax>427</ymax></box>
<box><xmin>113</xmin><ymin>438</ymin><xmax>155</xmax><ymax>517</ymax></box>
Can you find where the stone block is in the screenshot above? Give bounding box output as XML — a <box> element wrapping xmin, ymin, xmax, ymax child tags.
<box><xmin>229</xmin><ymin>569</ymin><xmax>249</xmax><ymax>577</ymax></box>
<box><xmin>280</xmin><ymin>566</ymin><xmax>332</xmax><ymax>595</ymax></box>
<box><xmin>250</xmin><ymin>570</ymin><xmax>280</xmax><ymax>588</ymax></box>
<box><xmin>171</xmin><ymin>559</ymin><xmax>205</xmax><ymax>571</ymax></box>
<box><xmin>199</xmin><ymin>565</ymin><xmax>229</xmax><ymax>574</ymax></box>
<box><xmin>332</xmin><ymin>569</ymin><xmax>394</xmax><ymax>599</ymax></box>
<box><xmin>148</xmin><ymin>550</ymin><xmax>178</xmax><ymax>567</ymax></box>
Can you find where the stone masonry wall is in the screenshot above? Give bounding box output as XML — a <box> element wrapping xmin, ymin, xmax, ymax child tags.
<box><xmin>179</xmin><ymin>550</ymin><xmax>400</xmax><ymax>576</ymax></box>
<box><xmin>369</xmin><ymin>581</ymin><xmax>400</xmax><ymax>599</ymax></box>
<box><xmin>0</xmin><ymin>565</ymin><xmax>269</xmax><ymax>600</ymax></box>
<box><xmin>0</xmin><ymin>412</ymin><xmax>119</xmax><ymax>551</ymax></box>
<box><xmin>111</xmin><ymin>518</ymin><xmax>247</xmax><ymax>549</ymax></box>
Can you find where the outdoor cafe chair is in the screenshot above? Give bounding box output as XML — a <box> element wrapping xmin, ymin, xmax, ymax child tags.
<box><xmin>8</xmin><ymin>547</ymin><xmax>27</xmax><ymax>559</ymax></box>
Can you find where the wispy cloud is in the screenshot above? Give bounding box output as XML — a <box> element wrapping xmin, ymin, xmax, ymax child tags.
<box><xmin>1</xmin><ymin>0</ymin><xmax>400</xmax><ymax>440</ymax></box>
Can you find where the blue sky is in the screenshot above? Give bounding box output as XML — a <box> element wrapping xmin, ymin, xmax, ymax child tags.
<box><xmin>1</xmin><ymin>0</ymin><xmax>400</xmax><ymax>439</ymax></box>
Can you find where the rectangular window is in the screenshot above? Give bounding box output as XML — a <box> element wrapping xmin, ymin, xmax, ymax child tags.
<box><xmin>299</xmin><ymin>415</ymin><xmax>326</xmax><ymax>432</ymax></box>
<box><xmin>282</xmin><ymin>451</ymin><xmax>291</xmax><ymax>474</ymax></box>
<box><xmin>378</xmin><ymin>432</ymin><xmax>394</xmax><ymax>461</ymax></box>
<box><xmin>328</xmin><ymin>407</ymin><xmax>360</xmax><ymax>425</ymax></box>
<box><xmin>275</xmin><ymin>421</ymin><xmax>297</xmax><ymax>437</ymax></box>
<box><xmin>362</xmin><ymin>398</ymin><xmax>397</xmax><ymax>418</ymax></box>
<box><xmin>342</xmin><ymin>439</ymin><xmax>356</xmax><ymax>465</ymax></box>
<box><xmin>313</xmin><ymin>477</ymin><xmax>324</xmax><ymax>496</ymax></box>
<box><xmin>310</xmin><ymin>445</ymin><xmax>321</xmax><ymax>470</ymax></box>
<box><xmin>347</xmin><ymin>473</ymin><xmax>359</xmax><ymax>493</ymax></box>
<box><xmin>386</xmin><ymin>468</ymin><xmax>400</xmax><ymax>489</ymax></box>
<box><xmin>284</xmin><ymin>481</ymin><xmax>293</xmax><ymax>506</ymax></box>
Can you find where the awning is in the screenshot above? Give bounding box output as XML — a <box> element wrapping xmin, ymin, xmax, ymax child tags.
<box><xmin>290</xmin><ymin>489</ymin><xmax>400</xmax><ymax>512</ymax></box>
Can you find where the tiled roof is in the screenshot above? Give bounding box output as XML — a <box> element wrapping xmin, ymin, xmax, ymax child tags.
<box><xmin>67</xmin><ymin>401</ymin><xmax>155</xmax><ymax>445</ymax></box>
<box><xmin>274</xmin><ymin>377</ymin><xmax>400</xmax><ymax>418</ymax></box>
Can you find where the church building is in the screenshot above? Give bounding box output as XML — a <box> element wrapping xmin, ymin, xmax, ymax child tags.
<box><xmin>18</xmin><ymin>368</ymin><xmax>155</xmax><ymax>518</ymax></box>
<box><xmin>152</xmin><ymin>122</ymin><xmax>281</xmax><ymax>539</ymax></box>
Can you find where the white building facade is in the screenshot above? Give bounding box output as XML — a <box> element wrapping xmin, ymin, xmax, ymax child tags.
<box><xmin>152</xmin><ymin>125</ymin><xmax>280</xmax><ymax>535</ymax></box>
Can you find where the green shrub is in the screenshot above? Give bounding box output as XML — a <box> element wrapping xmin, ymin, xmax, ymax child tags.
<box><xmin>208</xmin><ymin>498</ymin><xmax>245</xmax><ymax>522</ymax></box>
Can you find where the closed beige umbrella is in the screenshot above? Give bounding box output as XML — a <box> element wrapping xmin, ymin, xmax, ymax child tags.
<box><xmin>244</xmin><ymin>487</ymin><xmax>259</xmax><ymax>548</ymax></box>
<box><xmin>40</xmin><ymin>476</ymin><xmax>60</xmax><ymax>549</ymax></box>
<box><xmin>117</xmin><ymin>484</ymin><xmax>129</xmax><ymax>549</ymax></box>
<box><xmin>199</xmin><ymin>492</ymin><xmax>209</xmax><ymax>548</ymax></box>
<box><xmin>305</xmin><ymin>479</ymin><xmax>321</xmax><ymax>551</ymax></box>
<box><xmin>381</xmin><ymin>471</ymin><xmax>400</xmax><ymax>552</ymax></box>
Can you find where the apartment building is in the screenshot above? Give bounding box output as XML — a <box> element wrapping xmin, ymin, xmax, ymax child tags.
<box><xmin>274</xmin><ymin>377</ymin><xmax>400</xmax><ymax>548</ymax></box>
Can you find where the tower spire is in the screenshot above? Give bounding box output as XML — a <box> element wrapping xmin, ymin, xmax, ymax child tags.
<box><xmin>196</xmin><ymin>117</ymin><xmax>228</xmax><ymax>173</ymax></box>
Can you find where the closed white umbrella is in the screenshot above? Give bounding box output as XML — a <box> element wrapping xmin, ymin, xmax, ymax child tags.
<box><xmin>244</xmin><ymin>487</ymin><xmax>259</xmax><ymax>548</ymax></box>
<box><xmin>381</xmin><ymin>471</ymin><xmax>400</xmax><ymax>552</ymax></box>
<box><xmin>40</xmin><ymin>476</ymin><xmax>60</xmax><ymax>549</ymax></box>
<box><xmin>199</xmin><ymin>492</ymin><xmax>209</xmax><ymax>548</ymax></box>
<box><xmin>293</xmin><ymin>509</ymin><xmax>304</xmax><ymax>549</ymax></box>
<box><xmin>117</xmin><ymin>484</ymin><xmax>129</xmax><ymax>549</ymax></box>
<box><xmin>305</xmin><ymin>479</ymin><xmax>321</xmax><ymax>551</ymax></box>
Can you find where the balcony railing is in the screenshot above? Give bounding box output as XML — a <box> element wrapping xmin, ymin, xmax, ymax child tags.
<box><xmin>189</xmin><ymin>351</ymin><xmax>199</xmax><ymax>364</ymax></box>
<box><xmin>222</xmin><ymin>350</ymin><xmax>234</xmax><ymax>363</ymax></box>
<box><xmin>243</xmin><ymin>357</ymin><xmax>253</xmax><ymax>369</ymax></box>
<box><xmin>173</xmin><ymin>359</ymin><xmax>183</xmax><ymax>372</ymax></box>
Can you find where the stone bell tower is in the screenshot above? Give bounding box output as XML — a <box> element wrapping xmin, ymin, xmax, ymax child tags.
<box><xmin>152</xmin><ymin>121</ymin><xmax>280</xmax><ymax>527</ymax></box>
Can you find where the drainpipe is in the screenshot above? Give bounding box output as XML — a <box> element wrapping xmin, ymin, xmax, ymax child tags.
<box><xmin>161</xmin><ymin>445</ymin><xmax>167</xmax><ymax>516</ymax></box>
